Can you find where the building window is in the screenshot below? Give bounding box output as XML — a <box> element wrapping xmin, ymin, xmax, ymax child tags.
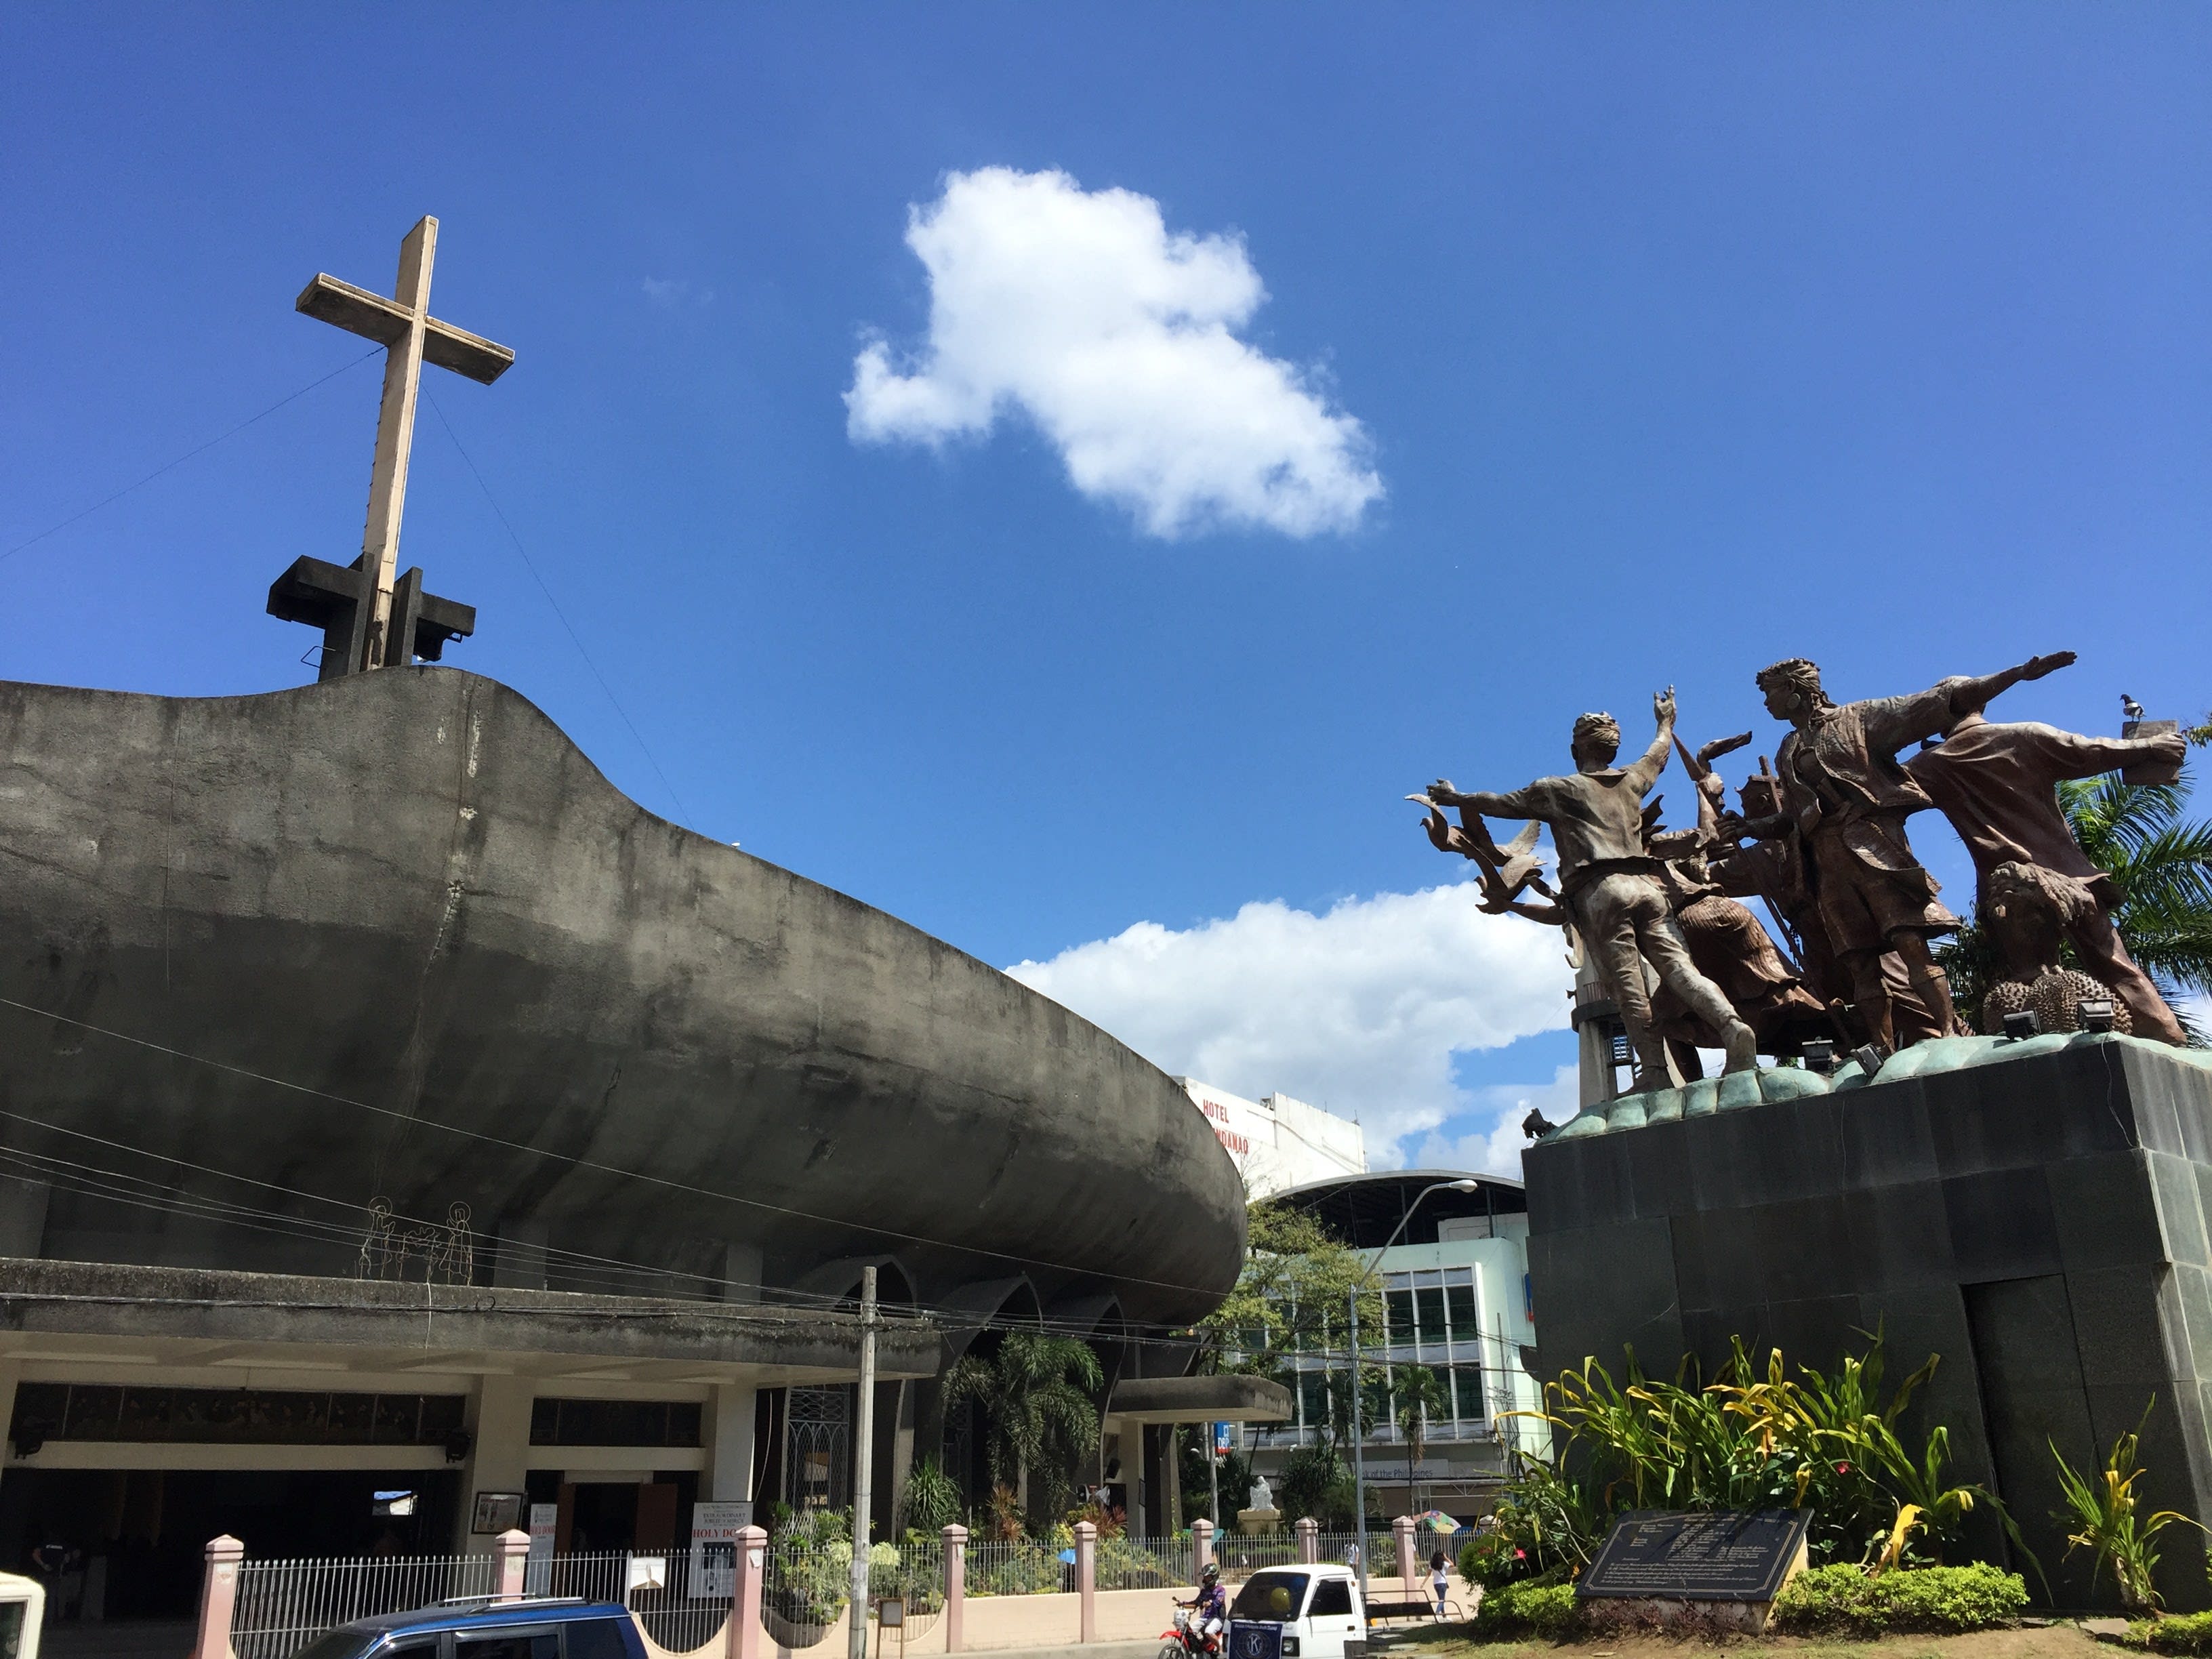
<box><xmin>1415</xmin><ymin>1286</ymin><xmax>1446</xmax><ymax>1343</ymax></box>
<box><xmin>9</xmin><ymin>1385</ymin><xmax>466</xmax><ymax>1446</ymax></box>
<box><xmin>528</xmin><ymin>1398</ymin><xmax>703</xmax><ymax>1448</ymax></box>
<box><xmin>1445</xmin><ymin>1282</ymin><xmax>1477</xmax><ymax>1338</ymax></box>
<box><xmin>1385</xmin><ymin>1289</ymin><xmax>1416</xmax><ymax>1345</ymax></box>
<box><xmin>785</xmin><ymin>1386</ymin><xmax>849</xmax><ymax>1511</ymax></box>
<box><xmin>1450</xmin><ymin>1364</ymin><xmax>1486</xmax><ymax>1425</ymax></box>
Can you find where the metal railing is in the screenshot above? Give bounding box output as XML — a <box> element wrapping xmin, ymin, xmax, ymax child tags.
<box><xmin>1206</xmin><ymin>1534</ymin><xmax>1300</xmax><ymax>1582</ymax></box>
<box><xmin>230</xmin><ymin>1550</ymin><xmax>735</xmax><ymax>1659</ymax></box>
<box><xmin>1089</xmin><ymin>1536</ymin><xmax>1189</xmax><ymax>1594</ymax></box>
<box><xmin>231</xmin><ymin>1554</ymin><xmax>498</xmax><ymax>1659</ymax></box>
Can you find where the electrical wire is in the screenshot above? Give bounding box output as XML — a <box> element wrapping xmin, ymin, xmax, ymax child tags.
<box><xmin>0</xmin><ymin>350</ymin><xmax>383</xmax><ymax>567</ymax></box>
<box><xmin>0</xmin><ymin>991</ymin><xmax>1234</xmax><ymax>1307</ymax></box>
<box><xmin>422</xmin><ymin>390</ymin><xmax>694</xmax><ymax>828</ymax></box>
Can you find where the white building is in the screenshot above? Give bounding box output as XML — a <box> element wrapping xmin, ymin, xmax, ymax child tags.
<box><xmin>1175</xmin><ymin>1080</ymin><xmax>1367</xmax><ymax>1198</ymax></box>
<box><xmin>1240</xmin><ymin>1170</ymin><xmax>1546</xmax><ymax>1517</ymax></box>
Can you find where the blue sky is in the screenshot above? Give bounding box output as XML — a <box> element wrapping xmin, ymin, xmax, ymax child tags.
<box><xmin>3</xmin><ymin>5</ymin><xmax>2207</xmax><ymax>1170</ymax></box>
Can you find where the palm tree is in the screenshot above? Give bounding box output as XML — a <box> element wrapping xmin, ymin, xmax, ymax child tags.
<box><xmin>1391</xmin><ymin>1364</ymin><xmax>1450</xmax><ymax>1512</ymax></box>
<box><xmin>941</xmin><ymin>1331</ymin><xmax>1105</xmax><ymax>1516</ymax></box>
<box><xmin>2059</xmin><ymin>769</ymin><xmax>2212</xmax><ymax>1031</ymax></box>
<box><xmin>1940</xmin><ymin>764</ymin><xmax>2212</xmax><ymax>1042</ymax></box>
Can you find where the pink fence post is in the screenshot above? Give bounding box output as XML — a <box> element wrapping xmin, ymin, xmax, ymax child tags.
<box><xmin>193</xmin><ymin>1536</ymin><xmax>244</xmax><ymax>1659</ymax></box>
<box><xmin>1075</xmin><ymin>1520</ymin><xmax>1097</xmax><ymax>1643</ymax></box>
<box><xmin>942</xmin><ymin>1523</ymin><xmax>967</xmax><ymax>1654</ymax></box>
<box><xmin>1294</xmin><ymin>1519</ymin><xmax>1318</xmax><ymax>1565</ymax></box>
<box><xmin>1190</xmin><ymin>1517</ymin><xmax>1214</xmax><ymax>1579</ymax></box>
<box><xmin>1392</xmin><ymin>1517</ymin><xmax>1417</xmax><ymax>1595</ymax></box>
<box><xmin>495</xmin><ymin>1528</ymin><xmax>530</xmax><ymax>1601</ymax></box>
<box><xmin>726</xmin><ymin>1525</ymin><xmax>766</xmax><ymax>1659</ymax></box>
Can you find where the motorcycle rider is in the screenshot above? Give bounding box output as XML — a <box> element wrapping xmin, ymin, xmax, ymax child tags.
<box><xmin>1179</xmin><ymin>1563</ymin><xmax>1227</xmax><ymax>1652</ymax></box>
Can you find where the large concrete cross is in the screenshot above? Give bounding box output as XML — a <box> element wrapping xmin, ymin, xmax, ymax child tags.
<box><xmin>276</xmin><ymin>216</ymin><xmax>514</xmax><ymax>676</ymax></box>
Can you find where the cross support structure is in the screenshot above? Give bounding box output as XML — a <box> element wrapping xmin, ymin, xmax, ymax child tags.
<box><xmin>270</xmin><ymin>215</ymin><xmax>512</xmax><ymax>676</ymax></box>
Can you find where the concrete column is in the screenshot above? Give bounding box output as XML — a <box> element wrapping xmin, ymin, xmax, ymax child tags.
<box><xmin>1295</xmin><ymin>1518</ymin><xmax>1318</xmax><ymax>1564</ymax></box>
<box><xmin>941</xmin><ymin>1525</ymin><xmax>966</xmax><ymax>1654</ymax></box>
<box><xmin>495</xmin><ymin>1529</ymin><xmax>529</xmax><ymax>1601</ymax></box>
<box><xmin>453</xmin><ymin>1375</ymin><xmax>535</xmax><ymax>1554</ymax></box>
<box><xmin>1392</xmin><ymin>1517</ymin><xmax>1417</xmax><ymax>1593</ymax></box>
<box><xmin>725</xmin><ymin>1525</ymin><xmax>766</xmax><ymax>1659</ymax></box>
<box><xmin>1074</xmin><ymin>1521</ymin><xmax>1096</xmax><ymax>1643</ymax></box>
<box><xmin>1190</xmin><ymin>1517</ymin><xmax>1214</xmax><ymax>1576</ymax></box>
<box><xmin>708</xmin><ymin>1383</ymin><xmax>759</xmax><ymax>1504</ymax></box>
<box><xmin>192</xmin><ymin>1536</ymin><xmax>243</xmax><ymax>1659</ymax></box>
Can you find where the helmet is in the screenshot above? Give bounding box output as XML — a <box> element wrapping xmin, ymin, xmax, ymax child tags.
<box><xmin>1202</xmin><ymin>1563</ymin><xmax>1220</xmax><ymax>1584</ymax></box>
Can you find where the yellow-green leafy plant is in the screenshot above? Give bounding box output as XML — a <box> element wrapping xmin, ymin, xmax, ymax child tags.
<box><xmin>2051</xmin><ymin>1401</ymin><xmax>2204</xmax><ymax>1614</ymax></box>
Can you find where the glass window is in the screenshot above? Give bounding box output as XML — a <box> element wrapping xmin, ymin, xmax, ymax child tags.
<box><xmin>563</xmin><ymin>1620</ymin><xmax>633</xmax><ymax>1659</ymax></box>
<box><xmin>455</xmin><ymin>1631</ymin><xmax>560</xmax><ymax>1659</ymax></box>
<box><xmin>289</xmin><ymin>1630</ymin><xmax>379</xmax><ymax>1659</ymax></box>
<box><xmin>1444</xmin><ymin>1283</ymin><xmax>1477</xmax><ymax>1338</ymax></box>
<box><xmin>1414</xmin><ymin>1288</ymin><xmax>1445</xmax><ymax>1343</ymax></box>
<box><xmin>1309</xmin><ymin>1580</ymin><xmax>1353</xmax><ymax>1616</ymax></box>
<box><xmin>1229</xmin><ymin>1572</ymin><xmax>1309</xmax><ymax>1622</ymax></box>
<box><xmin>1452</xmin><ymin>1366</ymin><xmax>1485</xmax><ymax>1422</ymax></box>
<box><xmin>1385</xmin><ymin>1291</ymin><xmax>1415</xmax><ymax>1345</ymax></box>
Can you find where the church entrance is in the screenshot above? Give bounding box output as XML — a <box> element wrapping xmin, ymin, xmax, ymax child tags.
<box><xmin>0</xmin><ymin>1468</ymin><xmax>459</xmax><ymax>1622</ymax></box>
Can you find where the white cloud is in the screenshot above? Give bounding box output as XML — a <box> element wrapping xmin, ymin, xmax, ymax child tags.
<box><xmin>846</xmin><ymin>167</ymin><xmax>1382</xmax><ymax>538</ymax></box>
<box><xmin>642</xmin><ymin>276</ymin><xmax>712</xmax><ymax>308</ymax></box>
<box><xmin>1406</xmin><ymin>1065</ymin><xmax>1581</xmax><ymax>1183</ymax></box>
<box><xmin>1006</xmin><ymin>880</ymin><xmax>1573</xmax><ymax>1160</ymax></box>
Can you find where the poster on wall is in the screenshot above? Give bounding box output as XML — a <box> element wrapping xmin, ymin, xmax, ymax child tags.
<box><xmin>526</xmin><ymin>1503</ymin><xmax>558</xmax><ymax>1595</ymax></box>
<box><xmin>472</xmin><ymin>1492</ymin><xmax>525</xmax><ymax>1534</ymax></box>
<box><xmin>690</xmin><ymin>1501</ymin><xmax>752</xmax><ymax>1597</ymax></box>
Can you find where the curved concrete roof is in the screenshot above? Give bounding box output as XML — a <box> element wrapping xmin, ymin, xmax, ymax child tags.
<box><xmin>0</xmin><ymin>668</ymin><xmax>1246</xmax><ymax>1324</ymax></box>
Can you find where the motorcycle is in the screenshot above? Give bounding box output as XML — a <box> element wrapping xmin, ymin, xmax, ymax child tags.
<box><xmin>1157</xmin><ymin>1604</ymin><xmax>1222</xmax><ymax>1659</ymax></box>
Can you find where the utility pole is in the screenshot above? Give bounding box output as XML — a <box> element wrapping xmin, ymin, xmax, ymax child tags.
<box><xmin>1347</xmin><ymin>1283</ymin><xmax>1370</xmax><ymax>1612</ymax></box>
<box><xmin>848</xmin><ymin>1266</ymin><xmax>878</xmax><ymax>1659</ymax></box>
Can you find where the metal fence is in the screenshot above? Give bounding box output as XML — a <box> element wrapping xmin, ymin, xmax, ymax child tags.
<box><xmin>232</xmin><ymin>1554</ymin><xmax>498</xmax><ymax>1659</ymax></box>
<box><xmin>1206</xmin><ymin>1534</ymin><xmax>1300</xmax><ymax>1583</ymax></box>
<box><xmin>1089</xmin><ymin>1536</ymin><xmax>1189</xmax><ymax>1594</ymax></box>
<box><xmin>230</xmin><ymin>1550</ymin><xmax>737</xmax><ymax>1659</ymax></box>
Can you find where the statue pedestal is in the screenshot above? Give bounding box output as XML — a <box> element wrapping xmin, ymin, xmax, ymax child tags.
<box><xmin>1236</xmin><ymin>1507</ymin><xmax>1281</xmax><ymax>1537</ymax></box>
<box><xmin>1524</xmin><ymin>1035</ymin><xmax>2212</xmax><ymax>1612</ymax></box>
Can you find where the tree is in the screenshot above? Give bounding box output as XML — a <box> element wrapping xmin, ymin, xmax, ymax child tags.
<box><xmin>1391</xmin><ymin>1364</ymin><xmax>1450</xmax><ymax>1511</ymax></box>
<box><xmin>1940</xmin><ymin>759</ymin><xmax>2212</xmax><ymax>1043</ymax></box>
<box><xmin>941</xmin><ymin>1331</ymin><xmax>1105</xmax><ymax>1515</ymax></box>
<box><xmin>1197</xmin><ymin>1202</ymin><xmax>1385</xmax><ymax>1378</ymax></box>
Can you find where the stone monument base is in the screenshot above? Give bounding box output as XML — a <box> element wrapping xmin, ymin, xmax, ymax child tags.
<box><xmin>1237</xmin><ymin>1507</ymin><xmax>1282</xmax><ymax>1536</ymax></box>
<box><xmin>1525</xmin><ymin>1034</ymin><xmax>2212</xmax><ymax>1611</ymax></box>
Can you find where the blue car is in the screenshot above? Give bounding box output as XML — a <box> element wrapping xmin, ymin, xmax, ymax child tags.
<box><xmin>288</xmin><ymin>1598</ymin><xmax>647</xmax><ymax>1659</ymax></box>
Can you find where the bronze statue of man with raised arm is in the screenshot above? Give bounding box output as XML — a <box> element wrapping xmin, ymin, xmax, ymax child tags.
<box><xmin>1425</xmin><ymin>688</ymin><xmax>1759</xmax><ymax>1088</ymax></box>
<box><xmin>1732</xmin><ymin>651</ymin><xmax>2075</xmax><ymax>1053</ymax></box>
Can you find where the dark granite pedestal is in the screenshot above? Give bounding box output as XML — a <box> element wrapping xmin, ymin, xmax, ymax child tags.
<box><xmin>1524</xmin><ymin>1035</ymin><xmax>2212</xmax><ymax>1609</ymax></box>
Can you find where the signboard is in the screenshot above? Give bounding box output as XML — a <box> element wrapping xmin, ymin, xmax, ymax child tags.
<box><xmin>690</xmin><ymin>1501</ymin><xmax>753</xmax><ymax>1598</ymax></box>
<box><xmin>525</xmin><ymin>1503</ymin><xmax>558</xmax><ymax>1595</ymax></box>
<box><xmin>1212</xmin><ymin>1422</ymin><xmax>1232</xmax><ymax>1461</ymax></box>
<box><xmin>1579</xmin><ymin>1510</ymin><xmax>1811</xmax><ymax>1603</ymax></box>
<box><xmin>472</xmin><ymin>1492</ymin><xmax>524</xmax><ymax>1535</ymax></box>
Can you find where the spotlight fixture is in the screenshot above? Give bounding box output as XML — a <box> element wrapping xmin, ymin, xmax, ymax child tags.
<box><xmin>1851</xmin><ymin>1043</ymin><xmax>1886</xmax><ymax>1078</ymax></box>
<box><xmin>2003</xmin><ymin>1009</ymin><xmax>2041</xmax><ymax>1041</ymax></box>
<box><xmin>1801</xmin><ymin>1038</ymin><xmax>1835</xmax><ymax>1076</ymax></box>
<box><xmin>2078</xmin><ymin>998</ymin><xmax>2116</xmax><ymax>1034</ymax></box>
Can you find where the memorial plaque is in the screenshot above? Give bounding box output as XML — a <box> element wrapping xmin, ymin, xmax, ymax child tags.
<box><xmin>1578</xmin><ymin>1509</ymin><xmax>1811</xmax><ymax>1602</ymax></box>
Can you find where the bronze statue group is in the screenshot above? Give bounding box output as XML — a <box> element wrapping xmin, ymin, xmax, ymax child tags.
<box><xmin>1414</xmin><ymin>651</ymin><xmax>2190</xmax><ymax>1094</ymax></box>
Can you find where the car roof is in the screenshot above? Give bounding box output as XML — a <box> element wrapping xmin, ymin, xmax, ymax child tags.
<box><xmin>350</xmin><ymin>1599</ymin><xmax>630</xmax><ymax>1635</ymax></box>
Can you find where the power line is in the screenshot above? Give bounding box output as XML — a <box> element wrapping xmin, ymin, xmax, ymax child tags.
<box><xmin>0</xmin><ymin>992</ymin><xmax>1236</xmax><ymax>1307</ymax></box>
<box><xmin>0</xmin><ymin>350</ymin><xmax>383</xmax><ymax>568</ymax></box>
<box><xmin>422</xmin><ymin>391</ymin><xmax>695</xmax><ymax>828</ymax></box>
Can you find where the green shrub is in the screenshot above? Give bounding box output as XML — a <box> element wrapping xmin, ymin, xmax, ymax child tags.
<box><xmin>1774</xmin><ymin>1562</ymin><xmax>2028</xmax><ymax>1635</ymax></box>
<box><xmin>2121</xmin><ymin>1610</ymin><xmax>2212</xmax><ymax>1654</ymax></box>
<box><xmin>1474</xmin><ymin>1580</ymin><xmax>1578</xmax><ymax>1638</ymax></box>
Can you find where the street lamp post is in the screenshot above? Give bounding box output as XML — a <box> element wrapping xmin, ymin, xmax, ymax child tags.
<box><xmin>1347</xmin><ymin>1178</ymin><xmax>1479</xmax><ymax>1614</ymax></box>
